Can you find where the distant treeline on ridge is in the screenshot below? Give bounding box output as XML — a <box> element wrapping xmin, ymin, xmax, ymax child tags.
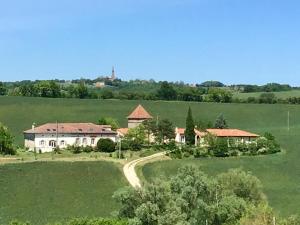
<box><xmin>0</xmin><ymin>77</ymin><xmax>299</xmax><ymax>104</ymax></box>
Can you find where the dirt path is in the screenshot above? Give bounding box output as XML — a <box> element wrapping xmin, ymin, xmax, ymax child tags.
<box><xmin>123</xmin><ymin>152</ymin><xmax>166</xmax><ymax>188</ymax></box>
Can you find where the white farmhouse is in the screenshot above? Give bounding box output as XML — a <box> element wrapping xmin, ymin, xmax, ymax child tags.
<box><xmin>24</xmin><ymin>123</ymin><xmax>117</xmax><ymax>153</ymax></box>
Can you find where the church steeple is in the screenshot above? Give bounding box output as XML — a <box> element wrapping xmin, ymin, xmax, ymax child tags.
<box><xmin>111</xmin><ymin>66</ymin><xmax>115</xmax><ymax>81</ymax></box>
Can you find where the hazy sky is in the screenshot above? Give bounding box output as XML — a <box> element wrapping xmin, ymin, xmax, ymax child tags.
<box><xmin>1</xmin><ymin>0</ymin><xmax>300</xmax><ymax>85</ymax></box>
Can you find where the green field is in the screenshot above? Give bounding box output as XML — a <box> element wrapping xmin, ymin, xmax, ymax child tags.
<box><xmin>233</xmin><ymin>89</ymin><xmax>300</xmax><ymax>99</ymax></box>
<box><xmin>0</xmin><ymin>161</ymin><xmax>127</xmax><ymax>224</ymax></box>
<box><xmin>0</xmin><ymin>96</ymin><xmax>300</xmax><ymax>219</ymax></box>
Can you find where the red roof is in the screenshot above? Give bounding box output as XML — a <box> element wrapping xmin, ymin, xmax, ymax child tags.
<box><xmin>206</xmin><ymin>129</ymin><xmax>259</xmax><ymax>137</ymax></box>
<box><xmin>127</xmin><ymin>104</ymin><xmax>153</xmax><ymax>119</ymax></box>
<box><xmin>176</xmin><ymin>128</ymin><xmax>206</xmax><ymax>137</ymax></box>
<box><xmin>24</xmin><ymin>123</ymin><xmax>116</xmax><ymax>134</ymax></box>
<box><xmin>117</xmin><ymin>128</ymin><xmax>129</xmax><ymax>135</ymax></box>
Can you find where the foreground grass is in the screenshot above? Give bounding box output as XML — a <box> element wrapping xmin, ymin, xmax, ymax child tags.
<box><xmin>142</xmin><ymin>134</ymin><xmax>300</xmax><ymax>217</ymax></box>
<box><xmin>0</xmin><ymin>161</ymin><xmax>127</xmax><ymax>225</ymax></box>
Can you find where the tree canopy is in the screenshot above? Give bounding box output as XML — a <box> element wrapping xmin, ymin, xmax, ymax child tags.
<box><xmin>214</xmin><ymin>114</ymin><xmax>229</xmax><ymax>129</ymax></box>
<box><xmin>114</xmin><ymin>166</ymin><xmax>269</xmax><ymax>225</ymax></box>
<box><xmin>0</xmin><ymin>123</ymin><xmax>15</xmax><ymax>155</ymax></box>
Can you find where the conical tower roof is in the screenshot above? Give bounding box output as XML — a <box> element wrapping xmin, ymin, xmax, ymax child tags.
<box><xmin>127</xmin><ymin>104</ymin><xmax>153</xmax><ymax>119</ymax></box>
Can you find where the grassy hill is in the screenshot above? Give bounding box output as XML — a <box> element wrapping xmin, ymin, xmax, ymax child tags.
<box><xmin>0</xmin><ymin>161</ymin><xmax>127</xmax><ymax>224</ymax></box>
<box><xmin>0</xmin><ymin>96</ymin><xmax>300</xmax><ymax>218</ymax></box>
<box><xmin>233</xmin><ymin>89</ymin><xmax>300</xmax><ymax>99</ymax></box>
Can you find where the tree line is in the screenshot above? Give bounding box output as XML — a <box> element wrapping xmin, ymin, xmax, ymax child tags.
<box><xmin>1</xmin><ymin>79</ymin><xmax>300</xmax><ymax>105</ymax></box>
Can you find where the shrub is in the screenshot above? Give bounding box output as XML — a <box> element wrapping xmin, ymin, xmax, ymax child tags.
<box><xmin>212</xmin><ymin>138</ymin><xmax>229</xmax><ymax>157</ymax></box>
<box><xmin>97</xmin><ymin>139</ymin><xmax>116</xmax><ymax>152</ymax></box>
<box><xmin>68</xmin><ymin>145</ymin><xmax>82</xmax><ymax>154</ymax></box>
<box><xmin>193</xmin><ymin>147</ymin><xmax>209</xmax><ymax>158</ymax></box>
<box><xmin>83</xmin><ymin>146</ymin><xmax>94</xmax><ymax>153</ymax></box>
<box><xmin>53</xmin><ymin>146</ymin><xmax>62</xmax><ymax>154</ymax></box>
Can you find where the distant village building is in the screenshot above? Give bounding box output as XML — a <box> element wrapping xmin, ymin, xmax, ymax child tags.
<box><xmin>94</xmin><ymin>82</ymin><xmax>105</xmax><ymax>88</ymax></box>
<box><xmin>110</xmin><ymin>66</ymin><xmax>116</xmax><ymax>81</ymax></box>
<box><xmin>93</xmin><ymin>67</ymin><xmax>117</xmax><ymax>87</ymax></box>
<box><xmin>24</xmin><ymin>123</ymin><xmax>117</xmax><ymax>153</ymax></box>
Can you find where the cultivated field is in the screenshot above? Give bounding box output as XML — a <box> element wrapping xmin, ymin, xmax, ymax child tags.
<box><xmin>0</xmin><ymin>161</ymin><xmax>127</xmax><ymax>224</ymax></box>
<box><xmin>233</xmin><ymin>89</ymin><xmax>300</xmax><ymax>99</ymax></box>
<box><xmin>0</xmin><ymin>96</ymin><xmax>300</xmax><ymax>219</ymax></box>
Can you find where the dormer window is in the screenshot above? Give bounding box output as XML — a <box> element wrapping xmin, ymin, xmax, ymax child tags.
<box><xmin>78</xmin><ymin>129</ymin><xmax>83</xmax><ymax>132</ymax></box>
<box><xmin>47</xmin><ymin>129</ymin><xmax>51</xmax><ymax>131</ymax></box>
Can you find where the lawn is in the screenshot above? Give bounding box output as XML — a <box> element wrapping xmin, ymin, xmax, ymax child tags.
<box><xmin>0</xmin><ymin>96</ymin><xmax>300</xmax><ymax>218</ymax></box>
<box><xmin>0</xmin><ymin>161</ymin><xmax>127</xmax><ymax>225</ymax></box>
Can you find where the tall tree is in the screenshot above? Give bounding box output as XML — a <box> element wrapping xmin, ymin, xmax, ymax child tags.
<box><xmin>185</xmin><ymin>107</ymin><xmax>195</xmax><ymax>145</ymax></box>
<box><xmin>0</xmin><ymin>123</ymin><xmax>15</xmax><ymax>155</ymax></box>
<box><xmin>157</xmin><ymin>81</ymin><xmax>177</xmax><ymax>100</ymax></box>
<box><xmin>77</xmin><ymin>82</ymin><xmax>89</xmax><ymax>99</ymax></box>
<box><xmin>124</xmin><ymin>125</ymin><xmax>146</xmax><ymax>151</ymax></box>
<box><xmin>142</xmin><ymin>119</ymin><xmax>157</xmax><ymax>146</ymax></box>
<box><xmin>214</xmin><ymin>114</ymin><xmax>229</xmax><ymax>129</ymax></box>
<box><xmin>157</xmin><ymin>119</ymin><xmax>174</xmax><ymax>144</ymax></box>
<box><xmin>0</xmin><ymin>82</ymin><xmax>7</xmax><ymax>96</ymax></box>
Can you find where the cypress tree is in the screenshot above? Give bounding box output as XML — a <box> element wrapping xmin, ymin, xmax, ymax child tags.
<box><xmin>185</xmin><ymin>107</ymin><xmax>195</xmax><ymax>145</ymax></box>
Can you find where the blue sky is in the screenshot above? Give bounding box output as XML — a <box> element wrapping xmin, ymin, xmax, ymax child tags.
<box><xmin>0</xmin><ymin>0</ymin><xmax>300</xmax><ymax>85</ymax></box>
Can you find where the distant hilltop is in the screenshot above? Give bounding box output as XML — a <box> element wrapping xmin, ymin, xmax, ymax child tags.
<box><xmin>0</xmin><ymin>76</ymin><xmax>299</xmax><ymax>105</ymax></box>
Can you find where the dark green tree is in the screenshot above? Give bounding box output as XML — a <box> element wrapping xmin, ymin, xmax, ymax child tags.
<box><xmin>185</xmin><ymin>107</ymin><xmax>195</xmax><ymax>145</ymax></box>
<box><xmin>157</xmin><ymin>119</ymin><xmax>174</xmax><ymax>144</ymax></box>
<box><xmin>157</xmin><ymin>81</ymin><xmax>177</xmax><ymax>100</ymax></box>
<box><xmin>142</xmin><ymin>119</ymin><xmax>157</xmax><ymax>146</ymax></box>
<box><xmin>0</xmin><ymin>123</ymin><xmax>15</xmax><ymax>155</ymax></box>
<box><xmin>214</xmin><ymin>114</ymin><xmax>229</xmax><ymax>129</ymax></box>
<box><xmin>77</xmin><ymin>82</ymin><xmax>89</xmax><ymax>99</ymax></box>
<box><xmin>96</xmin><ymin>138</ymin><xmax>116</xmax><ymax>152</ymax></box>
<box><xmin>0</xmin><ymin>82</ymin><xmax>7</xmax><ymax>95</ymax></box>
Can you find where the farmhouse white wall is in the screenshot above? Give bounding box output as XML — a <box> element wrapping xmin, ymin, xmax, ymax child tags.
<box><xmin>28</xmin><ymin>133</ymin><xmax>117</xmax><ymax>153</ymax></box>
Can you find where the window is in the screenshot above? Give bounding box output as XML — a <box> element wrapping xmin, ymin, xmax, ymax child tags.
<box><xmin>82</xmin><ymin>138</ymin><xmax>87</xmax><ymax>146</ymax></box>
<box><xmin>60</xmin><ymin>140</ymin><xmax>65</xmax><ymax>146</ymax></box>
<box><xmin>75</xmin><ymin>138</ymin><xmax>80</xmax><ymax>145</ymax></box>
<box><xmin>49</xmin><ymin>140</ymin><xmax>56</xmax><ymax>147</ymax></box>
<box><xmin>40</xmin><ymin>140</ymin><xmax>45</xmax><ymax>146</ymax></box>
<box><xmin>180</xmin><ymin>135</ymin><xmax>185</xmax><ymax>143</ymax></box>
<box><xmin>91</xmin><ymin>138</ymin><xmax>95</xmax><ymax>145</ymax></box>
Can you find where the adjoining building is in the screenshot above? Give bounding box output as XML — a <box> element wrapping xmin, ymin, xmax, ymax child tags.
<box><xmin>175</xmin><ymin>127</ymin><xmax>259</xmax><ymax>146</ymax></box>
<box><xmin>24</xmin><ymin>123</ymin><xmax>117</xmax><ymax>153</ymax></box>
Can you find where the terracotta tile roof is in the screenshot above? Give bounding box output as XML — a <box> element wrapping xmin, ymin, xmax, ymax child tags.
<box><xmin>24</xmin><ymin>123</ymin><xmax>117</xmax><ymax>134</ymax></box>
<box><xmin>175</xmin><ymin>128</ymin><xmax>206</xmax><ymax>137</ymax></box>
<box><xmin>206</xmin><ymin>129</ymin><xmax>259</xmax><ymax>137</ymax></box>
<box><xmin>117</xmin><ymin>128</ymin><xmax>129</xmax><ymax>136</ymax></box>
<box><xmin>127</xmin><ymin>104</ymin><xmax>153</xmax><ymax>119</ymax></box>
<box><xmin>194</xmin><ymin>129</ymin><xmax>206</xmax><ymax>137</ymax></box>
